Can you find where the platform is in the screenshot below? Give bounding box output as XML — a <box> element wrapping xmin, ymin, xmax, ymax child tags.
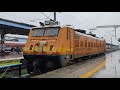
<box><xmin>91</xmin><ymin>50</ymin><xmax>120</xmax><ymax>78</ymax></box>
<box><xmin>0</xmin><ymin>53</ymin><xmax>23</xmax><ymax>61</ymax></box>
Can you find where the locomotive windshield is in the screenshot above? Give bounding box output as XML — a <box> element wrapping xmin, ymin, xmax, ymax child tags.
<box><xmin>32</xmin><ymin>27</ymin><xmax>60</xmax><ymax>37</ymax></box>
<box><xmin>32</xmin><ymin>28</ymin><xmax>45</xmax><ymax>37</ymax></box>
<box><xmin>45</xmin><ymin>27</ymin><xmax>59</xmax><ymax>36</ymax></box>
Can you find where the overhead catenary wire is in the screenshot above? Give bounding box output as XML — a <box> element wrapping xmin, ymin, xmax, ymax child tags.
<box><xmin>0</xmin><ymin>12</ymin><xmax>51</xmax><ymax>23</ymax></box>
<box><xmin>28</xmin><ymin>12</ymin><xmax>53</xmax><ymax>23</ymax></box>
<box><xmin>30</xmin><ymin>12</ymin><xmax>53</xmax><ymax>22</ymax></box>
<box><xmin>48</xmin><ymin>12</ymin><xmax>53</xmax><ymax>18</ymax></box>
<box><xmin>40</xmin><ymin>12</ymin><xmax>51</xmax><ymax>19</ymax></box>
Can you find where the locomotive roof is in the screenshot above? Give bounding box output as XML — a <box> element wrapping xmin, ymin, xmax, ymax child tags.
<box><xmin>31</xmin><ymin>25</ymin><xmax>105</xmax><ymax>41</ymax></box>
<box><xmin>75</xmin><ymin>31</ymin><xmax>105</xmax><ymax>41</ymax></box>
<box><xmin>32</xmin><ymin>25</ymin><xmax>61</xmax><ymax>29</ymax></box>
<box><xmin>31</xmin><ymin>24</ymin><xmax>75</xmax><ymax>29</ymax></box>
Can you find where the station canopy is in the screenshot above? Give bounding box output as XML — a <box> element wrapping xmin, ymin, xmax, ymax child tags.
<box><xmin>0</xmin><ymin>18</ymin><xmax>36</xmax><ymax>35</ymax></box>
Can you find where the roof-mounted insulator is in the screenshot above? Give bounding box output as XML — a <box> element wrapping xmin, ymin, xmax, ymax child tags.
<box><xmin>44</xmin><ymin>19</ymin><xmax>60</xmax><ymax>26</ymax></box>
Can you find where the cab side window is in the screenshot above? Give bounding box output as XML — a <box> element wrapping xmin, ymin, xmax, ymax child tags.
<box><xmin>67</xmin><ymin>29</ymin><xmax>70</xmax><ymax>40</ymax></box>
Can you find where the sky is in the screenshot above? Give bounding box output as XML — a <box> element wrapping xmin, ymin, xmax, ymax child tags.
<box><xmin>0</xmin><ymin>12</ymin><xmax>120</xmax><ymax>45</ymax></box>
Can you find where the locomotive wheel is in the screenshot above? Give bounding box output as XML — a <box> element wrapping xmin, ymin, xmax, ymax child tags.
<box><xmin>32</xmin><ymin>60</ymin><xmax>41</xmax><ymax>75</ymax></box>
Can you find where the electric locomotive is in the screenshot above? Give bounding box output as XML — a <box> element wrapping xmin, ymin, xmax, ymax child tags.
<box><xmin>23</xmin><ymin>20</ymin><xmax>106</xmax><ymax>74</ymax></box>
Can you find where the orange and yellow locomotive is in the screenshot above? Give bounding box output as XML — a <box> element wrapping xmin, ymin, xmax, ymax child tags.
<box><xmin>23</xmin><ymin>20</ymin><xmax>106</xmax><ymax>74</ymax></box>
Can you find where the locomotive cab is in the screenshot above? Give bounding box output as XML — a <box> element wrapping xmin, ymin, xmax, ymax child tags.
<box><xmin>24</xmin><ymin>26</ymin><xmax>62</xmax><ymax>55</ymax></box>
<box><xmin>33</xmin><ymin>27</ymin><xmax>60</xmax><ymax>52</ymax></box>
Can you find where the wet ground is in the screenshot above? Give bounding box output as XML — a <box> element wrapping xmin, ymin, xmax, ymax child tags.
<box><xmin>33</xmin><ymin>50</ymin><xmax>120</xmax><ymax>78</ymax></box>
<box><xmin>91</xmin><ymin>50</ymin><xmax>120</xmax><ymax>78</ymax></box>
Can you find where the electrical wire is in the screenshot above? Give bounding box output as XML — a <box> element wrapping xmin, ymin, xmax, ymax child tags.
<box><xmin>48</xmin><ymin>12</ymin><xmax>53</xmax><ymax>18</ymax></box>
<box><xmin>0</xmin><ymin>12</ymin><xmax>48</xmax><ymax>23</ymax></box>
<box><xmin>0</xmin><ymin>12</ymin><xmax>52</xmax><ymax>24</ymax></box>
<box><xmin>40</xmin><ymin>12</ymin><xmax>50</xmax><ymax>19</ymax></box>
<box><xmin>29</xmin><ymin>12</ymin><xmax>53</xmax><ymax>22</ymax></box>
